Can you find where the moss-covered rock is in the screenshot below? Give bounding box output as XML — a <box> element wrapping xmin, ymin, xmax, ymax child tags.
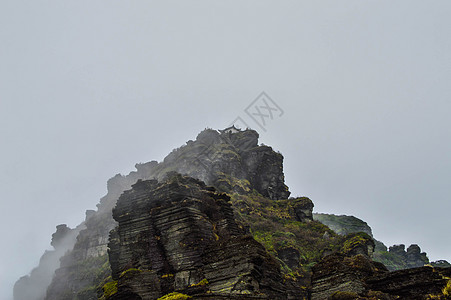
<box><xmin>102</xmin><ymin>281</ymin><xmax>118</xmax><ymax>299</ymax></box>
<box><xmin>157</xmin><ymin>292</ymin><xmax>192</xmax><ymax>300</ymax></box>
<box><xmin>107</xmin><ymin>175</ymin><xmax>306</xmax><ymax>299</ymax></box>
<box><xmin>230</xmin><ymin>192</ymin><xmax>344</xmax><ymax>284</ymax></box>
<box><xmin>341</xmin><ymin>232</ymin><xmax>375</xmax><ymax>257</ymax></box>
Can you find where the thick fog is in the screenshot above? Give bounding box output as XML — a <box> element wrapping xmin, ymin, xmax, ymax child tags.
<box><xmin>1</xmin><ymin>1</ymin><xmax>450</xmax><ymax>299</ymax></box>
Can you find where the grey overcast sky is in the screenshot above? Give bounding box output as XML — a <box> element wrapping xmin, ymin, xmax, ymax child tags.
<box><xmin>1</xmin><ymin>1</ymin><xmax>450</xmax><ymax>299</ymax></box>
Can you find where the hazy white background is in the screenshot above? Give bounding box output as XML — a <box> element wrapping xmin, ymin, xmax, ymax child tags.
<box><xmin>1</xmin><ymin>1</ymin><xmax>450</xmax><ymax>299</ymax></box>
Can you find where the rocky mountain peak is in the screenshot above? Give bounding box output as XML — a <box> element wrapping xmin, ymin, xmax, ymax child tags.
<box><xmin>14</xmin><ymin>128</ymin><xmax>451</xmax><ymax>300</ymax></box>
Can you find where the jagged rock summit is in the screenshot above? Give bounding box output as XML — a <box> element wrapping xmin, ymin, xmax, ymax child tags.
<box><xmin>14</xmin><ymin>127</ymin><xmax>451</xmax><ymax>300</ymax></box>
<box><xmin>15</xmin><ymin>127</ymin><xmax>294</xmax><ymax>300</ymax></box>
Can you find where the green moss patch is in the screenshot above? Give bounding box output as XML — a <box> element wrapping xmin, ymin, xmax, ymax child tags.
<box><xmin>102</xmin><ymin>280</ymin><xmax>118</xmax><ymax>298</ymax></box>
<box><xmin>190</xmin><ymin>278</ymin><xmax>209</xmax><ymax>287</ymax></box>
<box><xmin>157</xmin><ymin>292</ymin><xmax>192</xmax><ymax>300</ymax></box>
<box><xmin>230</xmin><ymin>193</ymin><xmax>344</xmax><ymax>277</ymax></box>
<box><xmin>119</xmin><ymin>268</ymin><xmax>142</xmax><ymax>278</ymax></box>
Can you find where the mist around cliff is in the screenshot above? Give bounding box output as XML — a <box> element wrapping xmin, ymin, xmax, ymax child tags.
<box><xmin>1</xmin><ymin>1</ymin><xmax>450</xmax><ymax>299</ymax></box>
<box><xmin>13</xmin><ymin>225</ymin><xmax>82</xmax><ymax>300</ymax></box>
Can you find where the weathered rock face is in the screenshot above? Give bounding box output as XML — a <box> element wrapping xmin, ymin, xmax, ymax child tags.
<box><xmin>313</xmin><ymin>213</ymin><xmax>448</xmax><ymax>272</ymax></box>
<box><xmin>340</xmin><ymin>232</ymin><xmax>375</xmax><ymax>258</ymax></box>
<box><xmin>18</xmin><ymin>127</ymin><xmax>291</xmax><ymax>300</ymax></box>
<box><xmin>293</xmin><ymin>197</ymin><xmax>314</xmax><ymax>222</ymax></box>
<box><xmin>107</xmin><ymin>174</ymin><xmax>304</xmax><ymax>299</ymax></box>
<box><xmin>311</xmin><ymin>253</ymin><xmax>388</xmax><ymax>300</ymax></box>
<box><xmin>311</xmin><ymin>243</ymin><xmax>451</xmax><ymax>300</ymax></box>
<box><xmin>366</xmin><ymin>266</ymin><xmax>451</xmax><ymax>299</ymax></box>
<box><xmin>13</xmin><ymin>224</ymin><xmax>81</xmax><ymax>300</ymax></box>
<box><xmin>153</xmin><ymin>128</ymin><xmax>290</xmax><ymax>200</ymax></box>
<box><xmin>16</xmin><ymin>127</ymin><xmax>451</xmax><ymax>300</ymax></box>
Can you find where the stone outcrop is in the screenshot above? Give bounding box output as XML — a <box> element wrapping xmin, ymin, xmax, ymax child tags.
<box><xmin>106</xmin><ymin>174</ymin><xmax>305</xmax><ymax>299</ymax></box>
<box><xmin>313</xmin><ymin>213</ymin><xmax>373</xmax><ymax>237</ymax></box>
<box><xmin>371</xmin><ymin>243</ymin><xmax>431</xmax><ymax>272</ymax></box>
<box><xmin>292</xmin><ymin>197</ymin><xmax>314</xmax><ymax>222</ymax></box>
<box><xmin>15</xmin><ymin>127</ymin><xmax>451</xmax><ymax>300</ymax></box>
<box><xmin>366</xmin><ymin>266</ymin><xmax>451</xmax><ymax>299</ymax></box>
<box><xmin>14</xmin><ymin>127</ymin><xmax>291</xmax><ymax>300</ymax></box>
<box><xmin>389</xmin><ymin>244</ymin><xmax>429</xmax><ymax>268</ymax></box>
<box><xmin>312</xmin><ymin>251</ymin><xmax>451</xmax><ymax>300</ymax></box>
<box><xmin>313</xmin><ymin>213</ymin><xmax>450</xmax><ymax>272</ymax></box>
<box><xmin>311</xmin><ymin>253</ymin><xmax>388</xmax><ymax>300</ymax></box>
<box><xmin>311</xmin><ymin>234</ymin><xmax>451</xmax><ymax>300</ymax></box>
<box><xmin>153</xmin><ymin>128</ymin><xmax>290</xmax><ymax>199</ymax></box>
<box><xmin>340</xmin><ymin>232</ymin><xmax>375</xmax><ymax>257</ymax></box>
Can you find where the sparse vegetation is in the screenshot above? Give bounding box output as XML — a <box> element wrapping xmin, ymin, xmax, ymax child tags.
<box><xmin>443</xmin><ymin>279</ymin><xmax>451</xmax><ymax>297</ymax></box>
<box><xmin>190</xmin><ymin>278</ymin><xmax>209</xmax><ymax>287</ymax></box>
<box><xmin>120</xmin><ymin>268</ymin><xmax>142</xmax><ymax>278</ymax></box>
<box><xmin>157</xmin><ymin>292</ymin><xmax>192</xmax><ymax>300</ymax></box>
<box><xmin>230</xmin><ymin>193</ymin><xmax>348</xmax><ymax>277</ymax></box>
<box><xmin>102</xmin><ymin>280</ymin><xmax>118</xmax><ymax>298</ymax></box>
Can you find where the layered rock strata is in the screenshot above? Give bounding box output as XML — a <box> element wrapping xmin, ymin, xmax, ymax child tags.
<box><xmin>366</xmin><ymin>266</ymin><xmax>451</xmax><ymax>299</ymax></box>
<box><xmin>311</xmin><ymin>253</ymin><xmax>388</xmax><ymax>299</ymax></box>
<box><xmin>107</xmin><ymin>174</ymin><xmax>304</xmax><ymax>299</ymax></box>
<box><xmin>17</xmin><ymin>127</ymin><xmax>291</xmax><ymax>300</ymax></box>
<box><xmin>313</xmin><ymin>213</ymin><xmax>451</xmax><ymax>272</ymax></box>
<box><xmin>311</xmin><ymin>249</ymin><xmax>451</xmax><ymax>299</ymax></box>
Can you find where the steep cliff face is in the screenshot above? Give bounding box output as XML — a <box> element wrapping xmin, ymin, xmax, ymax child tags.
<box><xmin>140</xmin><ymin>128</ymin><xmax>290</xmax><ymax>200</ymax></box>
<box><xmin>16</xmin><ymin>127</ymin><xmax>292</xmax><ymax>300</ymax></box>
<box><xmin>106</xmin><ymin>174</ymin><xmax>304</xmax><ymax>299</ymax></box>
<box><xmin>15</xmin><ymin>127</ymin><xmax>451</xmax><ymax>300</ymax></box>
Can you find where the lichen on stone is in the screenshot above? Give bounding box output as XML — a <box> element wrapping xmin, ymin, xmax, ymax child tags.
<box><xmin>102</xmin><ymin>280</ymin><xmax>118</xmax><ymax>298</ymax></box>
<box><xmin>157</xmin><ymin>292</ymin><xmax>192</xmax><ymax>300</ymax></box>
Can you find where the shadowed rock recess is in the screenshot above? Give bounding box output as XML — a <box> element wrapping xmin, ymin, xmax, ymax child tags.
<box><xmin>14</xmin><ymin>127</ymin><xmax>451</xmax><ymax>300</ymax></box>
